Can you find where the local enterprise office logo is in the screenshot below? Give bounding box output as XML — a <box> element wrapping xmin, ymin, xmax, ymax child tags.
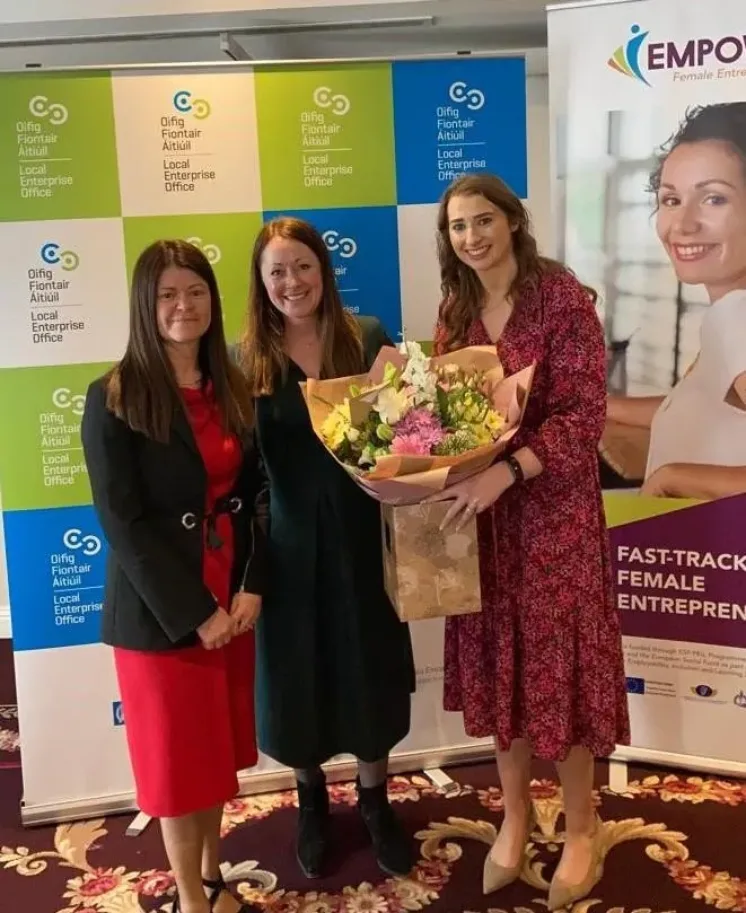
<box><xmin>608</xmin><ymin>24</ymin><xmax>746</xmax><ymax>86</ymax></box>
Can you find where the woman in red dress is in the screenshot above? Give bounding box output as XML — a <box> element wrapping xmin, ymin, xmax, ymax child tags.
<box><xmin>428</xmin><ymin>174</ymin><xmax>629</xmax><ymax>910</ymax></box>
<box><xmin>81</xmin><ymin>240</ymin><xmax>268</xmax><ymax>913</ymax></box>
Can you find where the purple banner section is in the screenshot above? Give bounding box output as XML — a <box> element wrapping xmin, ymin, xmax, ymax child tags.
<box><xmin>610</xmin><ymin>493</ymin><xmax>746</xmax><ymax>649</ymax></box>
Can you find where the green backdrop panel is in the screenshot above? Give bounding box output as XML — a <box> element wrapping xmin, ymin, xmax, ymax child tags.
<box><xmin>603</xmin><ymin>491</ymin><xmax>700</xmax><ymax>529</ymax></box>
<box><xmin>122</xmin><ymin>212</ymin><xmax>263</xmax><ymax>343</ymax></box>
<box><xmin>0</xmin><ymin>362</ymin><xmax>112</xmax><ymax>511</ymax></box>
<box><xmin>255</xmin><ymin>64</ymin><xmax>397</xmax><ymax>210</ymax></box>
<box><xmin>0</xmin><ymin>72</ymin><xmax>121</xmax><ymax>222</ymax></box>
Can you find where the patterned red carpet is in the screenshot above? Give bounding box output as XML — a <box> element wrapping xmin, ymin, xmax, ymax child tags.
<box><xmin>0</xmin><ymin>639</ymin><xmax>18</xmax><ymax>770</ymax></box>
<box><xmin>2</xmin><ymin>763</ymin><xmax>746</xmax><ymax>912</ymax></box>
<box><xmin>0</xmin><ymin>635</ymin><xmax>744</xmax><ymax>912</ymax></box>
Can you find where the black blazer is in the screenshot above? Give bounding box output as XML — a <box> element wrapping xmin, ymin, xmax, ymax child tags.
<box><xmin>81</xmin><ymin>377</ymin><xmax>269</xmax><ymax>652</ymax></box>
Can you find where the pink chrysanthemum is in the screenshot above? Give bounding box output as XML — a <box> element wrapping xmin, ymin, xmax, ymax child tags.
<box><xmin>391</xmin><ymin>408</ymin><xmax>445</xmax><ymax>456</ymax></box>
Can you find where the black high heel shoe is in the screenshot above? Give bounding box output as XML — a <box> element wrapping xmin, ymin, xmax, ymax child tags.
<box><xmin>202</xmin><ymin>875</ymin><xmax>259</xmax><ymax>912</ymax></box>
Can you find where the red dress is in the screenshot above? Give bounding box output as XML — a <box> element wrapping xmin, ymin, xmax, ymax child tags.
<box><xmin>113</xmin><ymin>385</ymin><xmax>257</xmax><ymax>818</ymax></box>
<box><xmin>434</xmin><ymin>269</ymin><xmax>630</xmax><ymax>760</ymax></box>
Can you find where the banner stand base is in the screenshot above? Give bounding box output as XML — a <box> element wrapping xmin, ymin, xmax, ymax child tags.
<box><xmin>20</xmin><ymin>742</ymin><xmax>495</xmax><ymax>828</ymax></box>
<box><xmin>607</xmin><ymin>758</ymin><xmax>629</xmax><ymax>794</ymax></box>
<box><xmin>24</xmin><ymin>742</ymin><xmax>746</xmax><ymax>828</ymax></box>
<box><xmin>609</xmin><ymin>746</ymin><xmax>746</xmax><ymax>783</ymax></box>
<box><xmin>125</xmin><ymin>811</ymin><xmax>152</xmax><ymax>837</ymax></box>
<box><xmin>423</xmin><ymin>767</ymin><xmax>459</xmax><ymax>795</ymax></box>
<box><xmin>24</xmin><ymin>742</ymin><xmax>746</xmax><ymax>829</ymax></box>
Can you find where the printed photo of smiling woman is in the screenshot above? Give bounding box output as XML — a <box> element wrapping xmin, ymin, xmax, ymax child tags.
<box><xmin>607</xmin><ymin>102</ymin><xmax>746</xmax><ymax>501</ymax></box>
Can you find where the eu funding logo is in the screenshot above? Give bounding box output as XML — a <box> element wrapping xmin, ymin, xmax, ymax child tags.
<box><xmin>173</xmin><ymin>90</ymin><xmax>211</xmax><ymax>120</ymax></box>
<box><xmin>626</xmin><ymin>676</ymin><xmax>645</xmax><ymax>695</ymax></box>
<box><xmin>608</xmin><ymin>24</ymin><xmax>746</xmax><ymax>86</ymax></box>
<box><xmin>40</xmin><ymin>242</ymin><xmax>79</xmax><ymax>271</ymax></box>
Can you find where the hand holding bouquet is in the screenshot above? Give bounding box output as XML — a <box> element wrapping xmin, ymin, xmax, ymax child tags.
<box><xmin>302</xmin><ymin>340</ymin><xmax>534</xmax><ymax>505</ymax></box>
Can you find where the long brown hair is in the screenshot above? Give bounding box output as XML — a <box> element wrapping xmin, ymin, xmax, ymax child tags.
<box><xmin>238</xmin><ymin>217</ymin><xmax>365</xmax><ymax>395</ymax></box>
<box><xmin>436</xmin><ymin>173</ymin><xmax>596</xmax><ymax>351</ymax></box>
<box><xmin>105</xmin><ymin>239</ymin><xmax>253</xmax><ymax>442</ymax></box>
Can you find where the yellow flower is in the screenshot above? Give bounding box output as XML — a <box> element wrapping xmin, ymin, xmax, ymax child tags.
<box><xmin>460</xmin><ymin>408</ymin><xmax>505</xmax><ymax>446</ymax></box>
<box><xmin>468</xmin><ymin>426</ymin><xmax>491</xmax><ymax>446</ymax></box>
<box><xmin>320</xmin><ymin>400</ymin><xmax>351</xmax><ymax>450</ymax></box>
<box><xmin>484</xmin><ymin>408</ymin><xmax>505</xmax><ymax>436</ymax></box>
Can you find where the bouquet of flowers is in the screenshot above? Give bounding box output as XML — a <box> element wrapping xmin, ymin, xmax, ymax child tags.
<box><xmin>302</xmin><ymin>341</ymin><xmax>534</xmax><ymax>505</ymax></box>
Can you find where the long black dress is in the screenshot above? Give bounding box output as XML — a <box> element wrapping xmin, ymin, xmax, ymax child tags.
<box><xmin>254</xmin><ymin>316</ymin><xmax>416</xmax><ymax>769</ymax></box>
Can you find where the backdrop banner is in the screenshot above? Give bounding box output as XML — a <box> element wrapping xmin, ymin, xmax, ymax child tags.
<box><xmin>0</xmin><ymin>55</ymin><xmax>528</xmax><ymax>822</ymax></box>
<box><xmin>548</xmin><ymin>0</ymin><xmax>746</xmax><ymax>773</ymax></box>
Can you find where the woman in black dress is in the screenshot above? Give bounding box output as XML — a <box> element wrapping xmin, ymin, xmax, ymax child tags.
<box><xmin>238</xmin><ymin>216</ymin><xmax>416</xmax><ymax>879</ymax></box>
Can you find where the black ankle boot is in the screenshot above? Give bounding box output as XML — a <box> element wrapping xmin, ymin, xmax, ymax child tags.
<box><xmin>296</xmin><ymin>776</ymin><xmax>330</xmax><ymax>878</ymax></box>
<box><xmin>356</xmin><ymin>778</ymin><xmax>414</xmax><ymax>877</ymax></box>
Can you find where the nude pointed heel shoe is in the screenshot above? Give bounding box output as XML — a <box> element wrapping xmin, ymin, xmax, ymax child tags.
<box><xmin>547</xmin><ymin>823</ymin><xmax>604</xmax><ymax>911</ymax></box>
<box><xmin>483</xmin><ymin>807</ymin><xmax>536</xmax><ymax>895</ymax></box>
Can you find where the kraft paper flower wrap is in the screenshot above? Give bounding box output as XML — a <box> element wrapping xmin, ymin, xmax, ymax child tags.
<box><xmin>300</xmin><ymin>342</ymin><xmax>535</xmax><ymax>622</ymax></box>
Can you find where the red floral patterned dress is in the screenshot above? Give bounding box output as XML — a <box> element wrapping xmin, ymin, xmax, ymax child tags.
<box><xmin>434</xmin><ymin>269</ymin><xmax>630</xmax><ymax>760</ymax></box>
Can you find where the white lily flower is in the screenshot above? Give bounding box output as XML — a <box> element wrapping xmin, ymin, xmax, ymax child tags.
<box><xmin>374</xmin><ymin>386</ymin><xmax>410</xmax><ymax>424</ymax></box>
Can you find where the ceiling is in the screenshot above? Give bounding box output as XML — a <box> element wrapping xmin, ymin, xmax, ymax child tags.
<box><xmin>0</xmin><ymin>0</ymin><xmax>589</xmax><ymax>70</ymax></box>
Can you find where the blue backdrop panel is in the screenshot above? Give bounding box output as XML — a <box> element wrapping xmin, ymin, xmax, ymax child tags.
<box><xmin>4</xmin><ymin>505</ymin><xmax>105</xmax><ymax>651</ymax></box>
<box><xmin>263</xmin><ymin>205</ymin><xmax>403</xmax><ymax>342</ymax></box>
<box><xmin>392</xmin><ymin>56</ymin><xmax>528</xmax><ymax>205</ymax></box>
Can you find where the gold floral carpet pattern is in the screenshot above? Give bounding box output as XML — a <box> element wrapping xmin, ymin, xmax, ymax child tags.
<box><xmin>0</xmin><ymin>704</ymin><xmax>19</xmax><ymax>769</ymax></box>
<box><xmin>0</xmin><ymin>761</ymin><xmax>745</xmax><ymax>913</ymax></box>
<box><xmin>0</xmin><ymin>641</ymin><xmax>19</xmax><ymax>770</ymax></box>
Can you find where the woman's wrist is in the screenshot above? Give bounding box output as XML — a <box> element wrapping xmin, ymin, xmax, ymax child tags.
<box><xmin>489</xmin><ymin>459</ymin><xmax>517</xmax><ymax>489</ymax></box>
<box><xmin>503</xmin><ymin>453</ymin><xmax>525</xmax><ymax>484</ymax></box>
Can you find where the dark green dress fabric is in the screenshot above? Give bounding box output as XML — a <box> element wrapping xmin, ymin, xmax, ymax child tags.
<box><xmin>254</xmin><ymin>316</ymin><xmax>416</xmax><ymax>769</ymax></box>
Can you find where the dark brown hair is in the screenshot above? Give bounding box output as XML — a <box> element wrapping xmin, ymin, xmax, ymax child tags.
<box><xmin>649</xmin><ymin>102</ymin><xmax>746</xmax><ymax>197</ymax></box>
<box><xmin>105</xmin><ymin>239</ymin><xmax>253</xmax><ymax>442</ymax></box>
<box><xmin>238</xmin><ymin>217</ymin><xmax>364</xmax><ymax>395</ymax></box>
<box><xmin>436</xmin><ymin>173</ymin><xmax>596</xmax><ymax>351</ymax></box>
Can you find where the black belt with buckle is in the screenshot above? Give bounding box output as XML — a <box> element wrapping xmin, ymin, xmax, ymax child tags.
<box><xmin>180</xmin><ymin>495</ymin><xmax>244</xmax><ymax>550</ymax></box>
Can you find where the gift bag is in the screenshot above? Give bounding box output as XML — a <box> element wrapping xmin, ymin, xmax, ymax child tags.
<box><xmin>382</xmin><ymin>501</ymin><xmax>481</xmax><ymax>622</ymax></box>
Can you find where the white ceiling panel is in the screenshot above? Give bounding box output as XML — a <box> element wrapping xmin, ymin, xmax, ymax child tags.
<box><xmin>0</xmin><ymin>0</ymin><xmax>585</xmax><ymax>68</ymax></box>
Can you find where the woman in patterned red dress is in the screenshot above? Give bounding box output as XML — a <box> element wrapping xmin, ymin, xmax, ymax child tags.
<box><xmin>427</xmin><ymin>174</ymin><xmax>629</xmax><ymax>910</ymax></box>
<box><xmin>82</xmin><ymin>241</ymin><xmax>268</xmax><ymax>913</ymax></box>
